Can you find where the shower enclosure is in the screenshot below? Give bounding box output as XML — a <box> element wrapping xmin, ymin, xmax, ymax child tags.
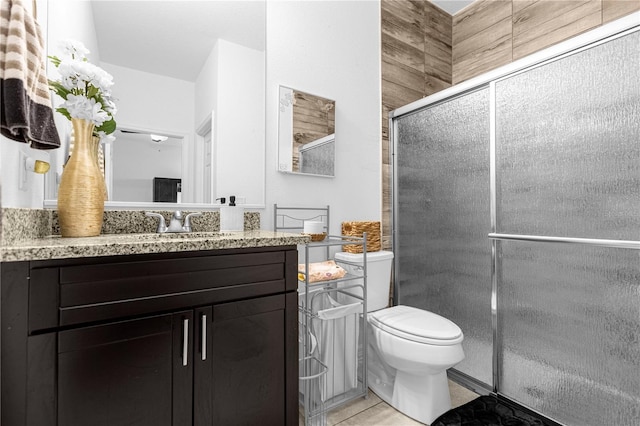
<box><xmin>391</xmin><ymin>13</ymin><xmax>639</xmax><ymax>426</ymax></box>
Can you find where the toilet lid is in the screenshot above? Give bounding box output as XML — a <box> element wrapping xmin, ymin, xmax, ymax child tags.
<box><xmin>369</xmin><ymin>305</ymin><xmax>463</xmax><ymax>345</ymax></box>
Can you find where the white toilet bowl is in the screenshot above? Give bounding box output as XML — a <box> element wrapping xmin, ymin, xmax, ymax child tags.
<box><xmin>334</xmin><ymin>251</ymin><xmax>465</xmax><ymax>425</ymax></box>
<box><xmin>368</xmin><ymin>305</ymin><xmax>464</xmax><ymax>424</ymax></box>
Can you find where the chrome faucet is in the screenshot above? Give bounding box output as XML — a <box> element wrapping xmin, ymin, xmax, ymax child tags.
<box><xmin>145</xmin><ymin>211</ymin><xmax>203</xmax><ymax>233</ymax></box>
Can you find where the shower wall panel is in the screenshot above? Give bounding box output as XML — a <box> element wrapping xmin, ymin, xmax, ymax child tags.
<box><xmin>395</xmin><ymin>88</ymin><xmax>492</xmax><ymax>385</ymax></box>
<box><xmin>498</xmin><ymin>242</ymin><xmax>640</xmax><ymax>425</ymax></box>
<box><xmin>495</xmin><ymin>31</ymin><xmax>640</xmax><ymax>241</ymax></box>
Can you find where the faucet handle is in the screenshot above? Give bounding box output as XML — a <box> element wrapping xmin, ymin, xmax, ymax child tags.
<box><xmin>145</xmin><ymin>211</ymin><xmax>167</xmax><ymax>233</ymax></box>
<box><xmin>183</xmin><ymin>212</ymin><xmax>203</xmax><ymax>232</ymax></box>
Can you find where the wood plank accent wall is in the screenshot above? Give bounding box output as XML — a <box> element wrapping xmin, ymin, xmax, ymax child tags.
<box><xmin>452</xmin><ymin>0</ymin><xmax>640</xmax><ymax>84</ymax></box>
<box><xmin>512</xmin><ymin>0</ymin><xmax>602</xmax><ymax>60</ymax></box>
<box><xmin>381</xmin><ymin>0</ymin><xmax>639</xmax><ymax>248</ymax></box>
<box><xmin>291</xmin><ymin>91</ymin><xmax>335</xmax><ymax>172</ymax></box>
<box><xmin>381</xmin><ymin>0</ymin><xmax>452</xmax><ymax>248</ymax></box>
<box><xmin>603</xmin><ymin>0</ymin><xmax>640</xmax><ymax>22</ymax></box>
<box><xmin>453</xmin><ymin>0</ymin><xmax>513</xmax><ymax>84</ymax></box>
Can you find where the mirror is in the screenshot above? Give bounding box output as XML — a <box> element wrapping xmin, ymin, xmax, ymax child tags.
<box><xmin>108</xmin><ymin>129</ymin><xmax>184</xmax><ymax>203</ymax></box>
<box><xmin>44</xmin><ymin>0</ymin><xmax>266</xmax><ymax>208</ymax></box>
<box><xmin>278</xmin><ymin>86</ymin><xmax>336</xmax><ymax>177</ymax></box>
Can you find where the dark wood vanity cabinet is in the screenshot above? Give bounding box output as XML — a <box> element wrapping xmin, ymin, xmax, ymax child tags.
<box><xmin>57</xmin><ymin>311</ymin><xmax>192</xmax><ymax>426</ymax></box>
<box><xmin>1</xmin><ymin>246</ymin><xmax>299</xmax><ymax>426</ymax></box>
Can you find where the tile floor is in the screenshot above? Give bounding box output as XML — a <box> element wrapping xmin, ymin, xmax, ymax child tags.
<box><xmin>300</xmin><ymin>379</ymin><xmax>479</xmax><ymax>426</ymax></box>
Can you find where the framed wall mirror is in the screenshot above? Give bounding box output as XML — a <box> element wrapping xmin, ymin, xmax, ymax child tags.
<box><xmin>278</xmin><ymin>86</ymin><xmax>336</xmax><ymax>177</ymax></box>
<box><xmin>44</xmin><ymin>0</ymin><xmax>266</xmax><ymax>208</ymax></box>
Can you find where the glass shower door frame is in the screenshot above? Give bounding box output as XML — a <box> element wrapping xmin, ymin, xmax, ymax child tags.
<box><xmin>391</xmin><ymin>10</ymin><xmax>640</xmax><ymax>421</ymax></box>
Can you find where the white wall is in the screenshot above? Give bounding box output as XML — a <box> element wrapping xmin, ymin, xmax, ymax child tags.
<box><xmin>195</xmin><ymin>40</ymin><xmax>265</xmax><ymax>207</ymax></box>
<box><xmin>100</xmin><ymin>63</ymin><xmax>195</xmax><ymax>201</ymax></box>
<box><xmin>195</xmin><ymin>43</ymin><xmax>219</xmax><ymax>130</ymax></box>
<box><xmin>264</xmin><ymin>0</ymin><xmax>382</xmax><ymax>232</ymax></box>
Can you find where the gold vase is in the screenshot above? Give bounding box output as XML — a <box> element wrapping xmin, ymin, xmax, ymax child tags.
<box><xmin>57</xmin><ymin>118</ymin><xmax>105</xmax><ymax>237</ymax></box>
<box><xmin>91</xmin><ymin>135</ymin><xmax>109</xmax><ymax>201</ymax></box>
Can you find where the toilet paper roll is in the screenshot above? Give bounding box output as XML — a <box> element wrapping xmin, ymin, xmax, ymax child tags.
<box><xmin>303</xmin><ymin>221</ymin><xmax>324</xmax><ymax>235</ymax></box>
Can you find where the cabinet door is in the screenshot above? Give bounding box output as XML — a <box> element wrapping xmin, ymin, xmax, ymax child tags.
<box><xmin>57</xmin><ymin>311</ymin><xmax>193</xmax><ymax>426</ymax></box>
<box><xmin>194</xmin><ymin>294</ymin><xmax>294</xmax><ymax>426</ymax></box>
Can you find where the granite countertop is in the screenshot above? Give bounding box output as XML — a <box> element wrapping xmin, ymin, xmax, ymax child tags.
<box><xmin>0</xmin><ymin>231</ymin><xmax>310</xmax><ymax>262</ymax></box>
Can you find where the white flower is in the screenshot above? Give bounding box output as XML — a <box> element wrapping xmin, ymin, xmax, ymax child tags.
<box><xmin>59</xmin><ymin>39</ymin><xmax>90</xmax><ymax>60</ymax></box>
<box><xmin>62</xmin><ymin>94</ymin><xmax>109</xmax><ymax>126</ymax></box>
<box><xmin>96</xmin><ymin>131</ymin><xmax>116</xmax><ymax>144</ymax></box>
<box><xmin>102</xmin><ymin>96</ymin><xmax>117</xmax><ymax>115</ymax></box>
<box><xmin>57</xmin><ymin>59</ymin><xmax>114</xmax><ymax>93</ymax></box>
<box><xmin>57</xmin><ymin>61</ymin><xmax>83</xmax><ymax>91</ymax></box>
<box><xmin>49</xmin><ymin>38</ymin><xmax>117</xmax><ymax>136</ymax></box>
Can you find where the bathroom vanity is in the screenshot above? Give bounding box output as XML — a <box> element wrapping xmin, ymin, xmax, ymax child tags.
<box><xmin>0</xmin><ymin>231</ymin><xmax>307</xmax><ymax>426</ymax></box>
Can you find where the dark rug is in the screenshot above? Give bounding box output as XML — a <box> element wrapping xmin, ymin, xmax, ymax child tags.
<box><xmin>431</xmin><ymin>395</ymin><xmax>555</xmax><ymax>426</ymax></box>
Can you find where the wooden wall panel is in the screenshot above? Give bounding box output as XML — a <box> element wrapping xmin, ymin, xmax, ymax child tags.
<box><xmin>382</xmin><ymin>1</ymin><xmax>425</xmax><ymax>49</ymax></box>
<box><xmin>381</xmin><ymin>0</ymin><xmax>426</xmax><ymax>110</ymax></box>
<box><xmin>382</xmin><ymin>63</ymin><xmax>425</xmax><ymax>107</ymax></box>
<box><xmin>452</xmin><ymin>0</ymin><xmax>512</xmax><ymax>84</ymax></box>
<box><xmin>381</xmin><ymin>0</ymin><xmax>453</xmax><ymax>248</ymax></box>
<box><xmin>602</xmin><ymin>0</ymin><xmax>640</xmax><ymax>23</ymax></box>
<box><xmin>450</xmin><ymin>0</ymin><xmax>638</xmax><ymax>82</ymax></box>
<box><xmin>513</xmin><ymin>0</ymin><xmax>602</xmax><ymax>60</ymax></box>
<box><xmin>425</xmin><ymin>2</ymin><xmax>453</xmax><ymax>95</ymax></box>
<box><xmin>453</xmin><ymin>0</ymin><xmax>512</xmax><ymax>43</ymax></box>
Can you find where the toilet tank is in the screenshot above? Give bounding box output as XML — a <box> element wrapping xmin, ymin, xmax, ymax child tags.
<box><xmin>334</xmin><ymin>250</ymin><xmax>394</xmax><ymax>312</ymax></box>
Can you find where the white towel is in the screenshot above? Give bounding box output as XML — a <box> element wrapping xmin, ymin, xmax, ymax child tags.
<box><xmin>0</xmin><ymin>0</ymin><xmax>60</xmax><ymax>149</ymax></box>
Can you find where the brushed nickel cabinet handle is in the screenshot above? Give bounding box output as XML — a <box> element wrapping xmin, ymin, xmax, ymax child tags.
<box><xmin>182</xmin><ymin>318</ymin><xmax>189</xmax><ymax>367</ymax></box>
<box><xmin>201</xmin><ymin>314</ymin><xmax>207</xmax><ymax>361</ymax></box>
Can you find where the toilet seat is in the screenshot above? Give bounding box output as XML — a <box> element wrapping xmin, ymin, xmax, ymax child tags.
<box><xmin>369</xmin><ymin>305</ymin><xmax>463</xmax><ymax>346</ymax></box>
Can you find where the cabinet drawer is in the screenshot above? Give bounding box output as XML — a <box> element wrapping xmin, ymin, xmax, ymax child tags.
<box><xmin>29</xmin><ymin>249</ymin><xmax>295</xmax><ymax>330</ymax></box>
<box><xmin>60</xmin><ymin>263</ymin><xmax>284</xmax><ymax>307</ymax></box>
<box><xmin>59</xmin><ymin>251</ymin><xmax>285</xmax><ymax>284</ymax></box>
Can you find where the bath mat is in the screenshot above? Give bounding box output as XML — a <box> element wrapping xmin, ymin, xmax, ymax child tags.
<box><xmin>431</xmin><ymin>395</ymin><xmax>554</xmax><ymax>426</ymax></box>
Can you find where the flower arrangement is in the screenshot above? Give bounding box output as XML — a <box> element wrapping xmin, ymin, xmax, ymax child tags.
<box><xmin>48</xmin><ymin>40</ymin><xmax>117</xmax><ymax>139</ymax></box>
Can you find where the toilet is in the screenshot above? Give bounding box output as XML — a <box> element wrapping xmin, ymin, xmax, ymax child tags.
<box><xmin>334</xmin><ymin>250</ymin><xmax>464</xmax><ymax>425</ymax></box>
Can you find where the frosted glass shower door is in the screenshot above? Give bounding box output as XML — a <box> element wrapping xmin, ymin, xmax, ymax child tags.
<box><xmin>494</xmin><ymin>30</ymin><xmax>640</xmax><ymax>425</ymax></box>
<box><xmin>395</xmin><ymin>88</ymin><xmax>492</xmax><ymax>385</ymax></box>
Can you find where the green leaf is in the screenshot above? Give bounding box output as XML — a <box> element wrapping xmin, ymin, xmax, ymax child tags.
<box><xmin>55</xmin><ymin>107</ymin><xmax>71</xmax><ymax>120</ymax></box>
<box><xmin>97</xmin><ymin>118</ymin><xmax>116</xmax><ymax>135</ymax></box>
<box><xmin>48</xmin><ymin>55</ymin><xmax>61</xmax><ymax>67</ymax></box>
<box><xmin>48</xmin><ymin>81</ymin><xmax>71</xmax><ymax>99</ymax></box>
<box><xmin>87</xmin><ymin>85</ymin><xmax>99</xmax><ymax>99</ymax></box>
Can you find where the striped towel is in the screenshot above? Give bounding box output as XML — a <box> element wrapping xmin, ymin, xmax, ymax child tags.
<box><xmin>0</xmin><ymin>0</ymin><xmax>60</xmax><ymax>149</ymax></box>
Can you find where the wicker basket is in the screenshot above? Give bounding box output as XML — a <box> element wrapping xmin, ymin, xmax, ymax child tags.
<box><xmin>341</xmin><ymin>221</ymin><xmax>381</xmax><ymax>253</ymax></box>
<box><xmin>303</xmin><ymin>232</ymin><xmax>327</xmax><ymax>242</ymax></box>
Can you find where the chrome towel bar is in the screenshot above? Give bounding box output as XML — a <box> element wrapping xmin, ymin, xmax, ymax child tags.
<box><xmin>488</xmin><ymin>233</ymin><xmax>640</xmax><ymax>250</ymax></box>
